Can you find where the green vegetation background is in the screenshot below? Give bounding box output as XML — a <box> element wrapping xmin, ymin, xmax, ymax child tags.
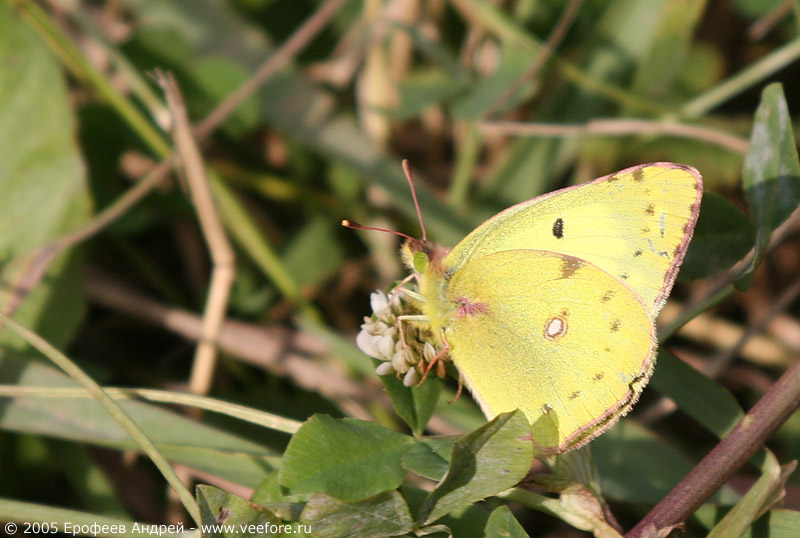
<box><xmin>1</xmin><ymin>0</ymin><xmax>800</xmax><ymax>536</ymax></box>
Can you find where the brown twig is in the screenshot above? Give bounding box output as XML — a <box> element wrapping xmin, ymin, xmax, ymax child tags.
<box><xmin>83</xmin><ymin>268</ymin><xmax>380</xmax><ymax>420</ymax></box>
<box><xmin>479</xmin><ymin>118</ymin><xmax>750</xmax><ymax>154</ymax></box>
<box><xmin>157</xmin><ymin>71</ymin><xmax>236</xmax><ymax>398</ymax></box>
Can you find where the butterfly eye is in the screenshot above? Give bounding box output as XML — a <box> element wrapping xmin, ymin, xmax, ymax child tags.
<box><xmin>412</xmin><ymin>251</ymin><xmax>429</xmax><ymax>273</ymax></box>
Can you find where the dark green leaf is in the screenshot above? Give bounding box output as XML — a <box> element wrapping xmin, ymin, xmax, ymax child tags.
<box><xmin>379</xmin><ymin>361</ymin><xmax>442</xmax><ymax>435</ymax></box>
<box><xmin>651</xmin><ymin>350</ymin><xmax>744</xmax><ymax>438</ymax></box>
<box><xmin>300</xmin><ymin>491</ymin><xmax>414</xmax><ymax>538</ymax></box>
<box><xmin>483</xmin><ymin>505</ymin><xmax>530</xmax><ymax>538</ymax></box>
<box><xmin>417</xmin><ymin>411</ymin><xmax>533</xmax><ymax>525</ymax></box>
<box><xmin>401</xmin><ymin>437</ymin><xmax>456</xmax><ymax>481</ymax></box>
<box><xmin>197</xmin><ymin>485</ymin><xmax>283</xmax><ymax>537</ymax></box>
<box><xmin>681</xmin><ymin>192</ymin><xmax>755</xmax><ymax>280</ymax></box>
<box><xmin>593</xmin><ymin>419</ymin><xmax>739</xmax><ymax>505</ymax></box>
<box><xmin>279</xmin><ymin>415</ymin><xmax>415</xmax><ymax>501</ymax></box>
<box><xmin>742</xmin><ymin>83</ymin><xmax>800</xmax><ymax>280</ymax></box>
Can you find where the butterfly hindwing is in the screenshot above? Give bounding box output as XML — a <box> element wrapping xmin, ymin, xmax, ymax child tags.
<box><xmin>443</xmin><ymin>249</ymin><xmax>655</xmax><ymax>454</ymax></box>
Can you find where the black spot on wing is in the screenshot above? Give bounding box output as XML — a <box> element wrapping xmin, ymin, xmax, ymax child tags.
<box><xmin>552</xmin><ymin>218</ymin><xmax>564</xmax><ymax>239</ymax></box>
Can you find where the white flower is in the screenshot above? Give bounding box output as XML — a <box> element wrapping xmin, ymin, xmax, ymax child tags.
<box><xmin>375</xmin><ymin>361</ymin><xmax>395</xmax><ymax>376</ymax></box>
<box><xmin>391</xmin><ymin>350</ymin><xmax>409</xmax><ymax>373</ymax></box>
<box><xmin>370</xmin><ymin>291</ymin><xmax>390</xmax><ymax>316</ymax></box>
<box><xmin>357</xmin><ymin>286</ymin><xmax>449</xmax><ymax>386</ymax></box>
<box><xmin>423</xmin><ymin>342</ymin><xmax>436</xmax><ymax>363</ymax></box>
<box><xmin>403</xmin><ymin>368</ymin><xmax>420</xmax><ymax>387</ymax></box>
<box><xmin>356</xmin><ymin>329</ymin><xmax>378</xmax><ymax>358</ymax></box>
<box><xmin>376</xmin><ymin>334</ymin><xmax>395</xmax><ymax>359</ymax></box>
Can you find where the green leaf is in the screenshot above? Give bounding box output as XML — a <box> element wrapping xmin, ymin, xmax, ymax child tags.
<box><xmin>450</xmin><ymin>44</ymin><xmax>532</xmax><ymax>120</ymax></box>
<box><xmin>188</xmin><ymin>56</ymin><xmax>259</xmax><ymax>136</ymax></box>
<box><xmin>251</xmin><ymin>471</ymin><xmax>284</xmax><ymax>505</ymax></box>
<box><xmin>401</xmin><ymin>438</ymin><xmax>456</xmax><ymax>481</ymax></box>
<box><xmin>629</xmin><ymin>0</ymin><xmax>706</xmax><ymax>100</ymax></box>
<box><xmin>744</xmin><ymin>510</ymin><xmax>800</xmax><ymax>538</ymax></box>
<box><xmin>593</xmin><ymin>420</ymin><xmax>739</xmax><ymax>505</ymax></box>
<box><xmin>417</xmin><ymin>411</ymin><xmax>533</xmax><ymax>525</ymax></box>
<box><xmin>197</xmin><ymin>485</ymin><xmax>283</xmax><ymax>537</ymax></box>
<box><xmin>651</xmin><ymin>350</ymin><xmax>744</xmax><ymax>438</ymax></box>
<box><xmin>279</xmin><ymin>415</ymin><xmax>415</xmax><ymax>501</ymax></box>
<box><xmin>708</xmin><ymin>450</ymin><xmax>795</xmax><ymax>538</ymax></box>
<box><xmin>283</xmin><ymin>216</ymin><xmax>344</xmax><ymax>289</ymax></box>
<box><xmin>483</xmin><ymin>505</ymin><xmax>530</xmax><ymax>538</ymax></box>
<box><xmin>0</xmin><ymin>355</ymin><xmax>276</xmax><ymax>488</ymax></box>
<box><xmin>300</xmin><ymin>491</ymin><xmax>414</xmax><ymax>538</ymax></box>
<box><xmin>388</xmin><ymin>69</ymin><xmax>470</xmax><ymax>120</ymax></box>
<box><xmin>0</xmin><ymin>1</ymin><xmax>90</xmax><ymax>349</ymax></box>
<box><xmin>379</xmin><ymin>362</ymin><xmax>442</xmax><ymax>435</ymax></box>
<box><xmin>681</xmin><ymin>192</ymin><xmax>755</xmax><ymax>280</ymax></box>
<box><xmin>742</xmin><ymin>83</ymin><xmax>800</xmax><ymax>281</ymax></box>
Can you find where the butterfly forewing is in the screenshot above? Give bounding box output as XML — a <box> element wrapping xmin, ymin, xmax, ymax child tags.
<box><xmin>443</xmin><ymin>163</ymin><xmax>703</xmax><ymax>318</ymax></box>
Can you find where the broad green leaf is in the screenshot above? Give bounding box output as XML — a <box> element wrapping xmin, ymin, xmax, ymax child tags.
<box><xmin>708</xmin><ymin>451</ymin><xmax>795</xmax><ymax>538</ymax></box>
<box><xmin>417</xmin><ymin>411</ymin><xmax>533</xmax><ymax>525</ymax></box>
<box><xmin>279</xmin><ymin>415</ymin><xmax>415</xmax><ymax>501</ymax></box>
<box><xmin>450</xmin><ymin>44</ymin><xmax>532</xmax><ymax>119</ymax></box>
<box><xmin>283</xmin><ymin>216</ymin><xmax>344</xmax><ymax>290</ymax></box>
<box><xmin>593</xmin><ymin>420</ymin><xmax>739</xmax><ymax>505</ymax></box>
<box><xmin>629</xmin><ymin>0</ymin><xmax>706</xmax><ymax>100</ymax></box>
<box><xmin>251</xmin><ymin>471</ymin><xmax>284</xmax><ymax>505</ymax></box>
<box><xmin>681</xmin><ymin>192</ymin><xmax>755</xmax><ymax>280</ymax></box>
<box><xmin>188</xmin><ymin>56</ymin><xmax>259</xmax><ymax>136</ymax></box>
<box><xmin>389</xmin><ymin>69</ymin><xmax>470</xmax><ymax>120</ymax></box>
<box><xmin>197</xmin><ymin>485</ymin><xmax>284</xmax><ymax>537</ymax></box>
<box><xmin>0</xmin><ymin>2</ymin><xmax>90</xmax><ymax>349</ymax></box>
<box><xmin>694</xmin><ymin>506</ymin><xmax>800</xmax><ymax>537</ymax></box>
<box><xmin>401</xmin><ymin>437</ymin><xmax>456</xmax><ymax>481</ymax></box>
<box><xmin>651</xmin><ymin>350</ymin><xmax>744</xmax><ymax>438</ymax></box>
<box><xmin>378</xmin><ymin>363</ymin><xmax>442</xmax><ymax>435</ymax></box>
<box><xmin>483</xmin><ymin>505</ymin><xmax>530</xmax><ymax>538</ymax></box>
<box><xmin>300</xmin><ymin>491</ymin><xmax>414</xmax><ymax>538</ymax></box>
<box><xmin>742</xmin><ymin>83</ymin><xmax>800</xmax><ymax>280</ymax></box>
<box><xmin>743</xmin><ymin>510</ymin><xmax>800</xmax><ymax>538</ymax></box>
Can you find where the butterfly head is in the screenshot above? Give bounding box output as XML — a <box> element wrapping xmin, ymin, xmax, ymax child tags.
<box><xmin>401</xmin><ymin>238</ymin><xmax>449</xmax><ymax>276</ymax></box>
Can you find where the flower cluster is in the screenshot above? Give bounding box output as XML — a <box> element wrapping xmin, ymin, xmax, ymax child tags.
<box><xmin>357</xmin><ymin>288</ymin><xmax>445</xmax><ymax>387</ymax></box>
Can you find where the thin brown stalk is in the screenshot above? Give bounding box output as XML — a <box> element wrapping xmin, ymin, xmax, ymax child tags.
<box><xmin>83</xmin><ymin>269</ymin><xmax>381</xmax><ymax>420</ymax></box>
<box><xmin>479</xmin><ymin>118</ymin><xmax>750</xmax><ymax>154</ymax></box>
<box><xmin>158</xmin><ymin>71</ymin><xmax>236</xmax><ymax>398</ymax></box>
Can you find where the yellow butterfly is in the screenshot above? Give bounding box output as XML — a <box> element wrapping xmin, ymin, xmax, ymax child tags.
<box><xmin>354</xmin><ymin>162</ymin><xmax>702</xmax><ymax>455</ymax></box>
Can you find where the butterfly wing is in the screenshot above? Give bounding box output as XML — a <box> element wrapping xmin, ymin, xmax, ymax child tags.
<box><xmin>444</xmin><ymin>163</ymin><xmax>702</xmax><ymax>318</ymax></box>
<box><xmin>443</xmin><ymin>249</ymin><xmax>655</xmax><ymax>455</ymax></box>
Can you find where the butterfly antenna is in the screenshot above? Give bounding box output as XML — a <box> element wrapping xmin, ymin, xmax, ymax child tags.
<box><xmin>402</xmin><ymin>159</ymin><xmax>427</xmax><ymax>242</ymax></box>
<box><xmin>341</xmin><ymin>220</ymin><xmax>415</xmax><ymax>242</ymax></box>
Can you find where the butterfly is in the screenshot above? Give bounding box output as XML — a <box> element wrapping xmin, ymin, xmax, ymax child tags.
<box><xmin>353</xmin><ymin>162</ymin><xmax>702</xmax><ymax>455</ymax></box>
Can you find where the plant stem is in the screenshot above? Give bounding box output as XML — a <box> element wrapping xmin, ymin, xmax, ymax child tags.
<box><xmin>627</xmin><ymin>355</ymin><xmax>800</xmax><ymax>537</ymax></box>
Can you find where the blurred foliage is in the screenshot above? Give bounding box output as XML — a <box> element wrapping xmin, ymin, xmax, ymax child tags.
<box><xmin>2</xmin><ymin>0</ymin><xmax>800</xmax><ymax>536</ymax></box>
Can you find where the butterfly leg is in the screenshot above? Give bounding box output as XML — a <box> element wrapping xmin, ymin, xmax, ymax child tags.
<box><xmin>448</xmin><ymin>374</ymin><xmax>464</xmax><ymax>404</ymax></box>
